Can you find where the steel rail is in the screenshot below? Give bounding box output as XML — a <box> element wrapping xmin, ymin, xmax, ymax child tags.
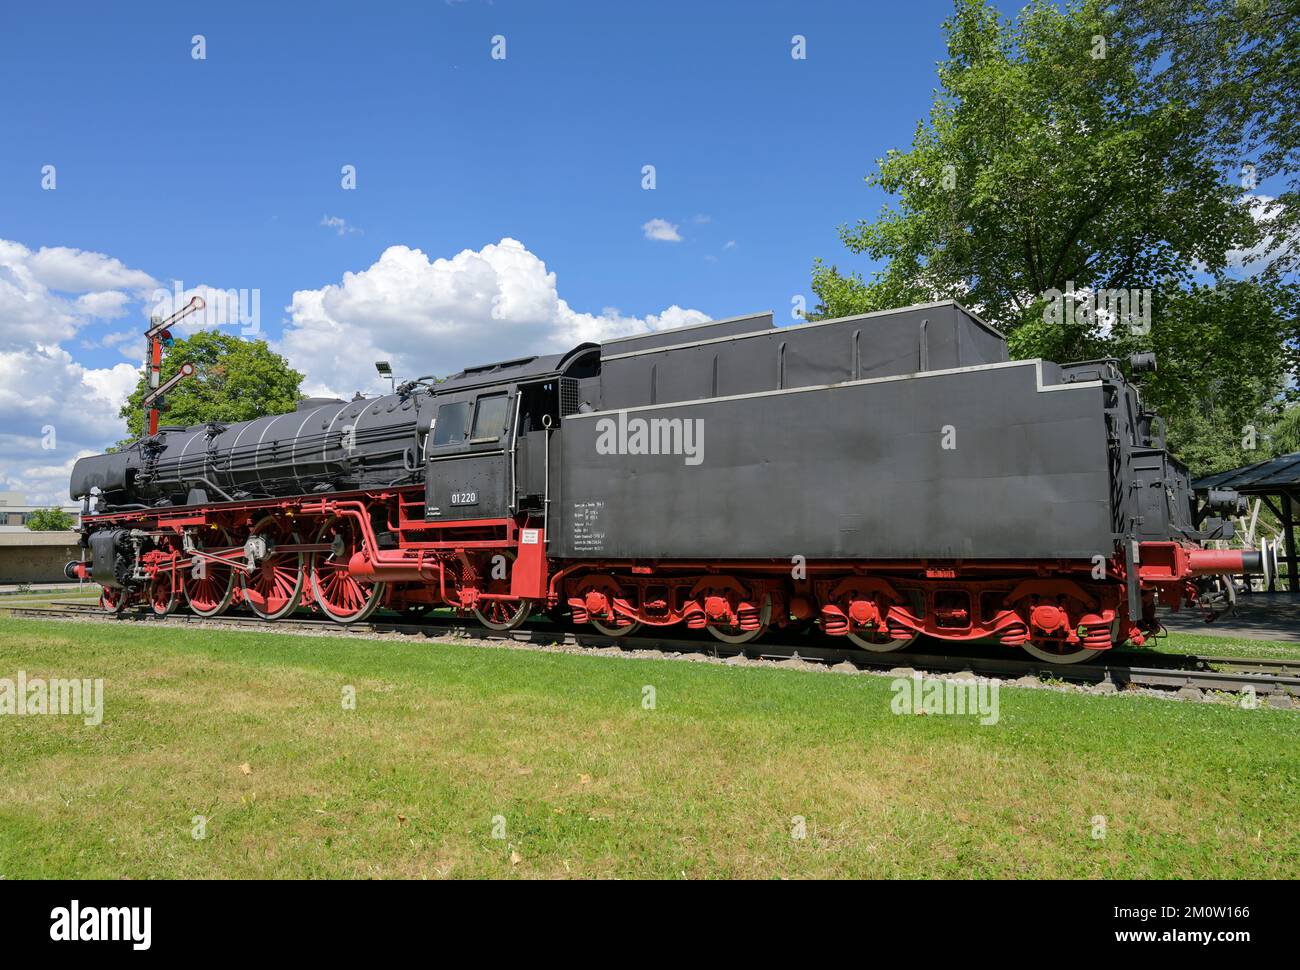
<box><xmin>9</xmin><ymin>605</ymin><xmax>1299</xmax><ymax>697</ymax></box>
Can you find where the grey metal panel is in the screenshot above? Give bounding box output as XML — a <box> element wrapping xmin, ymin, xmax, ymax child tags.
<box><xmin>598</xmin><ymin>302</ymin><xmax>1009</xmax><ymax>411</ymax></box>
<box><xmin>556</xmin><ymin>360</ymin><xmax>1113</xmax><ymax>561</ymax></box>
<box><xmin>600</xmin><ymin>312</ymin><xmax>774</xmax><ymax>356</ymax></box>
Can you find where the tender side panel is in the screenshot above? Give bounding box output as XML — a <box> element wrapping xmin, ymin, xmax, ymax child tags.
<box><xmin>557</xmin><ymin>361</ymin><xmax>1112</xmax><ymax>561</ymax></box>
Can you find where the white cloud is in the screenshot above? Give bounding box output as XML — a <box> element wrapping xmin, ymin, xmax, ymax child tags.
<box><xmin>642</xmin><ymin>218</ymin><xmax>682</xmax><ymax>242</ymax></box>
<box><xmin>321</xmin><ymin>215</ymin><xmax>362</xmax><ymax>237</ymax></box>
<box><xmin>0</xmin><ymin>234</ymin><xmax>710</xmax><ymax>500</ymax></box>
<box><xmin>0</xmin><ymin>241</ymin><xmax>157</xmax><ymax>350</ymax></box>
<box><xmin>0</xmin><ymin>346</ymin><xmax>134</xmax><ymax>442</ymax></box>
<box><xmin>0</xmin><ymin>240</ymin><xmax>161</xmax><ymax>502</ymax></box>
<box><xmin>278</xmin><ymin>238</ymin><xmax>708</xmax><ymax>397</ymax></box>
<box><xmin>75</xmin><ymin>290</ymin><xmax>132</xmax><ymax>320</ymax></box>
<box><xmin>1226</xmin><ymin>194</ymin><xmax>1294</xmax><ymax>274</ymax></box>
<box><xmin>146</xmin><ymin>283</ymin><xmax>262</xmax><ymax>337</ymax></box>
<box><xmin>26</xmin><ymin>245</ymin><xmax>156</xmax><ymax>294</ymax></box>
<box><xmin>0</xmin><ymin>345</ymin><xmax>140</xmax><ymax>503</ymax></box>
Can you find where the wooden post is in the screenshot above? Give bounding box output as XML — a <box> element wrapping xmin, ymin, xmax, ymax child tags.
<box><xmin>1284</xmin><ymin>492</ymin><xmax>1298</xmax><ymax>593</ymax></box>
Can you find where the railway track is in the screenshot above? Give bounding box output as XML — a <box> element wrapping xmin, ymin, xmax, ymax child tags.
<box><xmin>7</xmin><ymin>601</ymin><xmax>1299</xmax><ymax>699</ymax></box>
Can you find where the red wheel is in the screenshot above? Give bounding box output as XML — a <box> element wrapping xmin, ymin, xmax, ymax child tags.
<box><xmin>471</xmin><ymin>551</ymin><xmax>531</xmax><ymax>631</ymax></box>
<box><xmin>1021</xmin><ymin>640</ymin><xmax>1103</xmax><ymax>665</ymax></box>
<box><xmin>183</xmin><ymin>528</ymin><xmax>236</xmax><ymax>617</ymax></box>
<box><xmin>706</xmin><ymin>594</ymin><xmax>772</xmax><ymax>645</ymax></box>
<box><xmin>473</xmin><ymin>598</ymin><xmax>532</xmax><ymax>632</ymax></box>
<box><xmin>240</xmin><ymin>516</ymin><xmax>305</xmax><ymax>620</ymax></box>
<box><xmin>846</xmin><ymin>627</ymin><xmax>920</xmax><ymax>653</ymax></box>
<box><xmin>589</xmin><ymin>616</ymin><xmax>642</xmax><ymax>637</ymax></box>
<box><xmin>310</xmin><ymin>517</ymin><xmax>385</xmax><ymax>623</ymax></box>
<box><xmin>149</xmin><ymin>565</ymin><xmax>180</xmax><ymax>616</ymax></box>
<box><xmin>100</xmin><ymin>586</ymin><xmax>129</xmax><ymax>614</ymax></box>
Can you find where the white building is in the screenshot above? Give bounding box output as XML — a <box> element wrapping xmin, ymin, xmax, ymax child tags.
<box><xmin>0</xmin><ymin>491</ymin><xmax>83</xmax><ymax>531</ymax></box>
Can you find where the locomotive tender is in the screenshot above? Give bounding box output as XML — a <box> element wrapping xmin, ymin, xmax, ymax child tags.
<box><xmin>68</xmin><ymin>300</ymin><xmax>1262</xmax><ymax>663</ymax></box>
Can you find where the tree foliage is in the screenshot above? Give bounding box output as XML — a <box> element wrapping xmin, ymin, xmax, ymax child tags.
<box><xmin>117</xmin><ymin>331</ymin><xmax>304</xmax><ymax>442</ymax></box>
<box><xmin>811</xmin><ymin>0</ymin><xmax>1299</xmax><ymax>474</ymax></box>
<box><xmin>25</xmin><ymin>508</ymin><xmax>75</xmax><ymax>531</ymax></box>
<box><xmin>1116</xmin><ymin>0</ymin><xmax>1300</xmax><ymax>279</ymax></box>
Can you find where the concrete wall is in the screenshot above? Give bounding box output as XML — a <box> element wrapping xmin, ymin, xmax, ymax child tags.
<box><xmin>0</xmin><ymin>532</ymin><xmax>82</xmax><ymax>583</ymax></box>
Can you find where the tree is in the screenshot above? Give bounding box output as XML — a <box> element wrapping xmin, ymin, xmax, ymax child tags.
<box><xmin>812</xmin><ymin>0</ymin><xmax>1257</xmax><ymax>345</ymax></box>
<box><xmin>118</xmin><ymin>331</ymin><xmax>304</xmax><ymax>441</ymax></box>
<box><xmin>810</xmin><ymin>0</ymin><xmax>1298</xmax><ymax>473</ymax></box>
<box><xmin>1272</xmin><ymin>405</ymin><xmax>1300</xmax><ymax>455</ymax></box>
<box><xmin>25</xmin><ymin>508</ymin><xmax>75</xmax><ymax>531</ymax></box>
<box><xmin>1116</xmin><ymin>0</ymin><xmax>1300</xmax><ymax>279</ymax></box>
<box><xmin>1111</xmin><ymin>280</ymin><xmax>1299</xmax><ymax>473</ymax></box>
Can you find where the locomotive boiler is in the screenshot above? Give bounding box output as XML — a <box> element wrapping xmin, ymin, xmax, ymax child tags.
<box><xmin>68</xmin><ymin>300</ymin><xmax>1265</xmax><ymax>663</ymax></box>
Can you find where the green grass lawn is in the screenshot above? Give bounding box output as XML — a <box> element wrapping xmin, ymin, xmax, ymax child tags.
<box><xmin>1143</xmin><ymin>631</ymin><xmax>1300</xmax><ymax>661</ymax></box>
<box><xmin>0</xmin><ymin>588</ymin><xmax>102</xmax><ymax>610</ymax></box>
<box><xmin>0</xmin><ymin>616</ymin><xmax>1296</xmax><ymax>879</ymax></box>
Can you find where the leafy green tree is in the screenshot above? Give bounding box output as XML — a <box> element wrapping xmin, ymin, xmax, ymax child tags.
<box><xmin>811</xmin><ymin>0</ymin><xmax>1298</xmax><ymax>474</ymax></box>
<box><xmin>1117</xmin><ymin>0</ymin><xmax>1299</xmax><ymax>279</ymax></box>
<box><xmin>25</xmin><ymin>508</ymin><xmax>75</xmax><ymax>531</ymax></box>
<box><xmin>1271</xmin><ymin>405</ymin><xmax>1300</xmax><ymax>455</ymax></box>
<box><xmin>118</xmin><ymin>331</ymin><xmax>304</xmax><ymax>441</ymax></box>
<box><xmin>812</xmin><ymin>0</ymin><xmax>1257</xmax><ymax>351</ymax></box>
<box><xmin>1110</xmin><ymin>279</ymin><xmax>1300</xmax><ymax>472</ymax></box>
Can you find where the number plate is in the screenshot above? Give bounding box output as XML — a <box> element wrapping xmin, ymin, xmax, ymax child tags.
<box><xmin>449</xmin><ymin>491</ymin><xmax>478</xmax><ymax>506</ymax></box>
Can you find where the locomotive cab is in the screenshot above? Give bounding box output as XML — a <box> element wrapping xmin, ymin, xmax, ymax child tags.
<box><xmin>422</xmin><ymin>344</ymin><xmax>599</xmax><ymax>522</ymax></box>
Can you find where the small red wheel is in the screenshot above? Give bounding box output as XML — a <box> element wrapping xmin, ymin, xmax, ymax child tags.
<box><xmin>471</xmin><ymin>551</ymin><xmax>531</xmax><ymax>631</ymax></box>
<box><xmin>240</xmin><ymin>516</ymin><xmax>305</xmax><ymax>620</ymax></box>
<box><xmin>310</xmin><ymin>517</ymin><xmax>385</xmax><ymax>623</ymax></box>
<box><xmin>149</xmin><ymin>565</ymin><xmax>180</xmax><ymax>616</ymax></box>
<box><xmin>100</xmin><ymin>586</ymin><xmax>129</xmax><ymax>615</ymax></box>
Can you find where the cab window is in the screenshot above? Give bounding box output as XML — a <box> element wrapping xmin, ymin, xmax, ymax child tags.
<box><xmin>430</xmin><ymin>401</ymin><xmax>471</xmax><ymax>446</ymax></box>
<box><xmin>471</xmin><ymin>394</ymin><xmax>509</xmax><ymax>441</ymax></box>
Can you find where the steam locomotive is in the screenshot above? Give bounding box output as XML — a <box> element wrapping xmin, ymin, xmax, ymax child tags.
<box><xmin>68</xmin><ymin>300</ymin><xmax>1265</xmax><ymax>664</ymax></box>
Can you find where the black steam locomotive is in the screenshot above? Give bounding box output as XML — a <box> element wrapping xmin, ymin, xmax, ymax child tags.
<box><xmin>69</xmin><ymin>300</ymin><xmax>1261</xmax><ymax>663</ymax></box>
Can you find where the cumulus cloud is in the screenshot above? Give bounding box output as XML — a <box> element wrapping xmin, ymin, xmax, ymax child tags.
<box><xmin>642</xmin><ymin>218</ymin><xmax>682</xmax><ymax>242</ymax></box>
<box><xmin>147</xmin><ymin>283</ymin><xmax>263</xmax><ymax>337</ymax></box>
<box><xmin>26</xmin><ymin>245</ymin><xmax>156</xmax><ymax>294</ymax></box>
<box><xmin>278</xmin><ymin>238</ymin><xmax>708</xmax><ymax>397</ymax></box>
<box><xmin>0</xmin><ymin>240</ymin><xmax>162</xmax><ymax>502</ymax></box>
<box><xmin>75</xmin><ymin>290</ymin><xmax>132</xmax><ymax>320</ymax></box>
<box><xmin>0</xmin><ymin>345</ymin><xmax>141</xmax><ymax>502</ymax></box>
<box><xmin>0</xmin><ymin>241</ymin><xmax>157</xmax><ymax>350</ymax></box>
<box><xmin>0</xmin><ymin>234</ymin><xmax>710</xmax><ymax>500</ymax></box>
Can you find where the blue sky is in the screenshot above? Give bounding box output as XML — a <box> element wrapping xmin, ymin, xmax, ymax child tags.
<box><xmin>0</xmin><ymin>0</ymin><xmax>963</xmax><ymax>348</ymax></box>
<box><xmin>0</xmin><ymin>0</ymin><xmax>1055</xmax><ymax>502</ymax></box>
